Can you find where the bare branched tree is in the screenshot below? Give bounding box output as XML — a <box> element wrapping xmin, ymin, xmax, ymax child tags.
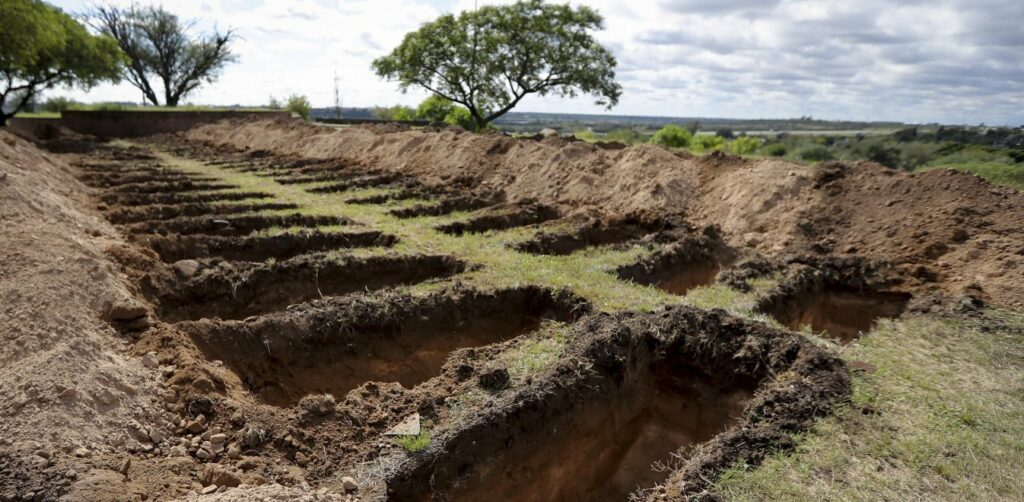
<box><xmin>90</xmin><ymin>4</ymin><xmax>237</xmax><ymax>106</ymax></box>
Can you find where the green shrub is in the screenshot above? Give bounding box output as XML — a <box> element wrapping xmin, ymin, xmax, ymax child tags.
<box><xmin>40</xmin><ymin>96</ymin><xmax>80</xmax><ymax>113</ymax></box>
<box><xmin>444</xmin><ymin>106</ymin><xmax>474</xmax><ymax>129</ymax></box>
<box><xmin>799</xmin><ymin>145</ymin><xmax>834</xmax><ymax>162</ymax></box>
<box><xmin>286</xmin><ymin>94</ymin><xmax>311</xmax><ymax>121</ymax></box>
<box><xmin>692</xmin><ymin>134</ymin><xmax>726</xmax><ymax>153</ymax></box>
<box><xmin>650</xmin><ymin>124</ymin><xmax>692</xmax><ymax>148</ymax></box>
<box><xmin>763</xmin><ymin>143</ymin><xmax>788</xmax><ymax>157</ymax></box>
<box><xmin>864</xmin><ymin>143</ymin><xmax>900</xmax><ymax>168</ymax></box>
<box><xmin>416</xmin><ymin>95</ymin><xmax>455</xmax><ymax>122</ymax></box>
<box><xmin>730</xmin><ymin>136</ymin><xmax>761</xmax><ymax>155</ymax></box>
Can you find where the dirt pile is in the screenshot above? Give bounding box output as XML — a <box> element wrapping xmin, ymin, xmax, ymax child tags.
<box><xmin>0</xmin><ymin>131</ymin><xmax>173</xmax><ymax>499</ymax></box>
<box><xmin>187</xmin><ymin>119</ymin><xmax>1024</xmax><ymax>307</ymax></box>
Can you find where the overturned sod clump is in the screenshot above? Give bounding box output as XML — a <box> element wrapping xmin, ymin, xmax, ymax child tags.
<box><xmin>386</xmin><ymin>306</ymin><xmax>851</xmax><ymax>500</ymax></box>
<box><xmin>616</xmin><ymin>226</ymin><xmax>736</xmax><ymax>295</ymax></box>
<box><xmin>305</xmin><ymin>174</ymin><xmax>404</xmax><ymax>193</ymax></box>
<box><xmin>436</xmin><ymin>203</ymin><xmax>559</xmax><ymax>235</ymax></box>
<box><xmin>152</xmin><ymin>253</ymin><xmax>466</xmax><ymax>321</ymax></box>
<box><xmin>138</xmin><ymin>229</ymin><xmax>397</xmax><ymax>262</ymax></box>
<box><xmin>179</xmin><ymin>286</ymin><xmax>588</xmax><ymax>406</ymax></box>
<box><xmin>78</xmin><ymin>171</ymin><xmax>216</xmax><ymax>187</ymax></box>
<box><xmin>756</xmin><ymin>256</ymin><xmax>911</xmax><ymax>342</ymax></box>
<box><xmin>108</xmin><ymin>179</ymin><xmax>236</xmax><ymax>194</ymax></box>
<box><xmin>123</xmin><ymin>213</ymin><xmax>349</xmax><ymax>236</ymax></box>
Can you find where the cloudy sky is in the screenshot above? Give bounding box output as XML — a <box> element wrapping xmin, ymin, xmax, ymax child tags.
<box><xmin>51</xmin><ymin>0</ymin><xmax>1024</xmax><ymax>125</ymax></box>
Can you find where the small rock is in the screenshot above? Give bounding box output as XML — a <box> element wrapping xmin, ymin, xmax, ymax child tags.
<box><xmin>105</xmin><ymin>302</ymin><xmax>148</xmax><ymax>321</ymax></box>
<box><xmin>65</xmin><ymin>469</ymin><xmax>77</xmax><ymax>480</ymax></box>
<box><xmin>172</xmin><ymin>259</ymin><xmax>201</xmax><ymax>278</ymax></box>
<box><xmin>169</xmin><ymin>446</ymin><xmax>187</xmax><ymax>457</ymax></box>
<box><xmin>210</xmin><ymin>433</ymin><xmax>227</xmax><ymax>444</ymax></box>
<box><xmin>384</xmin><ymin>413</ymin><xmax>420</xmax><ymax>436</ymax></box>
<box><xmin>227</xmin><ymin>445</ymin><xmax>241</xmax><ymax>459</ymax></box>
<box><xmin>73</xmin><ymin>447</ymin><xmax>90</xmax><ymax>458</ymax></box>
<box><xmin>201</xmin><ymin>485</ymin><xmax>218</xmax><ymax>495</ymax></box>
<box><xmin>148</xmin><ymin>429</ymin><xmax>164</xmax><ymax>444</ymax></box>
<box><xmin>341</xmin><ymin>476</ymin><xmax>359</xmax><ymax>492</ymax></box>
<box><xmin>142</xmin><ymin>352</ymin><xmax>159</xmax><ymax>369</ymax></box>
<box><xmin>118</xmin><ymin>458</ymin><xmax>131</xmax><ymax>475</ymax></box>
<box><xmin>186</xmin><ymin>415</ymin><xmax>207</xmax><ymax>434</ymax></box>
<box><xmin>195</xmin><ymin>449</ymin><xmax>212</xmax><ymax>461</ymax></box>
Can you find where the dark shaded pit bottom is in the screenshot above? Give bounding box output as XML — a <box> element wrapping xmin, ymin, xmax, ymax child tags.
<box><xmin>770</xmin><ymin>288</ymin><xmax>911</xmax><ymax>342</ymax></box>
<box><xmin>448</xmin><ymin>364</ymin><xmax>750</xmax><ymax>502</ymax></box>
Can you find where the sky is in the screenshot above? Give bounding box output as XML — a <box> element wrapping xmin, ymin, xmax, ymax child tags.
<box><xmin>50</xmin><ymin>0</ymin><xmax>1024</xmax><ymax>125</ymax></box>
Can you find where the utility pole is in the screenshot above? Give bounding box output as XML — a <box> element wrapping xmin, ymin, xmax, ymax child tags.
<box><xmin>333</xmin><ymin>70</ymin><xmax>342</xmax><ymax>119</ymax></box>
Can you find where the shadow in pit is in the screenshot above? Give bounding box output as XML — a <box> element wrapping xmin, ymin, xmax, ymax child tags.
<box><xmin>387</xmin><ymin>306</ymin><xmax>851</xmax><ymax>501</ymax></box>
<box><xmin>615</xmin><ymin>226</ymin><xmax>736</xmax><ymax>296</ymax></box>
<box><xmin>436</xmin><ymin>204</ymin><xmax>559</xmax><ymax>236</ymax></box>
<box><xmin>179</xmin><ymin>286</ymin><xmax>588</xmax><ymax>407</ymax></box>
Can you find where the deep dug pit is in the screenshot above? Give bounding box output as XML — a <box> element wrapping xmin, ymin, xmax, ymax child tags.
<box><xmin>100</xmin><ymin>190</ymin><xmax>273</xmax><ymax>207</ymax></box>
<box><xmin>123</xmin><ymin>213</ymin><xmax>349</xmax><ymax>237</ymax></box>
<box><xmin>437</xmin><ymin>203</ymin><xmax>559</xmax><ymax>235</ymax></box>
<box><xmin>756</xmin><ymin>257</ymin><xmax>911</xmax><ymax>342</ymax></box>
<box><xmin>152</xmin><ymin>253</ymin><xmax>465</xmax><ymax>321</ymax></box>
<box><xmin>138</xmin><ymin>229</ymin><xmax>396</xmax><ymax>262</ymax></box>
<box><xmin>514</xmin><ymin>214</ymin><xmax>679</xmax><ymax>255</ymax></box>
<box><xmin>387</xmin><ymin>306</ymin><xmax>851</xmax><ymax>500</ymax></box>
<box><xmin>616</xmin><ymin>226</ymin><xmax>736</xmax><ymax>295</ymax></box>
<box><xmin>105</xmin><ymin>201</ymin><xmax>299</xmax><ymax>224</ymax></box>
<box><xmin>178</xmin><ymin>286</ymin><xmax>587</xmax><ymax>406</ymax></box>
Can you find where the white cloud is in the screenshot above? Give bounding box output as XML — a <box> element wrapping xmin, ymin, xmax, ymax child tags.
<box><xmin>48</xmin><ymin>0</ymin><xmax>1024</xmax><ymax>124</ymax></box>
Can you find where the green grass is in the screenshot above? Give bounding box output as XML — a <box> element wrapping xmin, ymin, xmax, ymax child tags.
<box><xmin>394</xmin><ymin>429</ymin><xmax>431</xmax><ymax>452</ymax></box>
<box><xmin>917</xmin><ymin>162</ymin><xmax>1024</xmax><ymax>191</ymax></box>
<box><xmin>500</xmin><ymin>321</ymin><xmax>572</xmax><ymax>382</ymax></box>
<box><xmin>716</xmin><ymin>310</ymin><xmax>1024</xmax><ymax>501</ymax></box>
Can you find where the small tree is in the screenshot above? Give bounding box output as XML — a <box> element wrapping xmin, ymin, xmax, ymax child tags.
<box><xmin>0</xmin><ymin>0</ymin><xmax>122</xmax><ymax>125</ymax></box>
<box><xmin>730</xmin><ymin>136</ymin><xmax>761</xmax><ymax>155</ymax></box>
<box><xmin>650</xmin><ymin>125</ymin><xmax>692</xmax><ymax>148</ymax></box>
<box><xmin>286</xmin><ymin>94</ymin><xmax>311</xmax><ymax>121</ymax></box>
<box><xmin>91</xmin><ymin>4</ymin><xmax>237</xmax><ymax>107</ymax></box>
<box><xmin>416</xmin><ymin>95</ymin><xmax>455</xmax><ymax>122</ymax></box>
<box><xmin>692</xmin><ymin>135</ymin><xmax>726</xmax><ymax>153</ymax></box>
<box><xmin>267</xmin><ymin>95</ymin><xmax>283</xmax><ymax>109</ymax></box>
<box><xmin>372</xmin><ymin>0</ymin><xmax>621</xmax><ymax>131</ymax></box>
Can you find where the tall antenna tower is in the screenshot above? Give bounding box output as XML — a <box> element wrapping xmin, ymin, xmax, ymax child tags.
<box><xmin>333</xmin><ymin>70</ymin><xmax>342</xmax><ymax>119</ymax></box>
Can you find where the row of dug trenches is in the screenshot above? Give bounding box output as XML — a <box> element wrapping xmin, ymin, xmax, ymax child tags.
<box><xmin>60</xmin><ymin>135</ymin><xmax>919</xmax><ymax>500</ymax></box>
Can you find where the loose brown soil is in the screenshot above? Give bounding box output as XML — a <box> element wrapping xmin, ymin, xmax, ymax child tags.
<box><xmin>514</xmin><ymin>213</ymin><xmax>681</xmax><ymax>255</ymax></box>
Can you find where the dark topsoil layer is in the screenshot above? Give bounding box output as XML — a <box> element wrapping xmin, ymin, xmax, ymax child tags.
<box><xmin>137</xmin><ymin>229</ymin><xmax>397</xmax><ymax>262</ymax></box>
<box><xmin>390</xmin><ymin>194</ymin><xmax>499</xmax><ymax>219</ymax></box>
<box><xmin>616</xmin><ymin>226</ymin><xmax>737</xmax><ymax>295</ymax></box>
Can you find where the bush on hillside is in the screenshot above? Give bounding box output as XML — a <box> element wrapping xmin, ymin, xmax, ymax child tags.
<box><xmin>799</xmin><ymin>145</ymin><xmax>834</xmax><ymax>162</ymax></box>
<box><xmin>650</xmin><ymin>124</ymin><xmax>692</xmax><ymax>148</ymax></box>
<box><xmin>730</xmin><ymin>136</ymin><xmax>761</xmax><ymax>155</ymax></box>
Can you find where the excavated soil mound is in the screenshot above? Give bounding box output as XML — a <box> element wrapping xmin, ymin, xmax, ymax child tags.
<box><xmin>187</xmin><ymin>119</ymin><xmax>1024</xmax><ymax>307</ymax></box>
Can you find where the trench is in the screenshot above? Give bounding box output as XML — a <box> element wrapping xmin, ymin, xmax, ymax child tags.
<box><xmin>183</xmin><ymin>287</ymin><xmax>585</xmax><ymax>407</ymax></box>
<box><xmin>100</xmin><ymin>191</ymin><xmax>273</xmax><ymax>207</ymax></box>
<box><xmin>157</xmin><ymin>254</ymin><xmax>465</xmax><ymax>321</ymax></box>
<box><xmin>763</xmin><ymin>286</ymin><xmax>911</xmax><ymax>342</ymax></box>
<box><xmin>436</xmin><ymin>204</ymin><xmax>560</xmax><ymax>235</ymax></box>
<box><xmin>305</xmin><ymin>174</ymin><xmax>403</xmax><ymax>193</ymax></box>
<box><xmin>105</xmin><ymin>202</ymin><xmax>299</xmax><ymax>224</ymax></box>
<box><xmin>386</xmin><ymin>307</ymin><xmax>794</xmax><ymax>501</ymax></box>
<box><xmin>124</xmin><ymin>213</ymin><xmax>349</xmax><ymax>236</ymax></box>
<box><xmin>390</xmin><ymin>195</ymin><xmax>497</xmax><ymax>218</ymax></box>
<box><xmin>514</xmin><ymin>218</ymin><xmax>674</xmax><ymax>256</ymax></box>
<box><xmin>140</xmin><ymin>230</ymin><xmax>396</xmax><ymax>262</ymax></box>
<box><xmin>110</xmin><ymin>180</ymin><xmax>236</xmax><ymax>194</ymax></box>
<box><xmin>616</xmin><ymin>234</ymin><xmax>733</xmax><ymax>295</ymax></box>
<box><xmin>446</xmin><ymin>364</ymin><xmax>752</xmax><ymax>501</ymax></box>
